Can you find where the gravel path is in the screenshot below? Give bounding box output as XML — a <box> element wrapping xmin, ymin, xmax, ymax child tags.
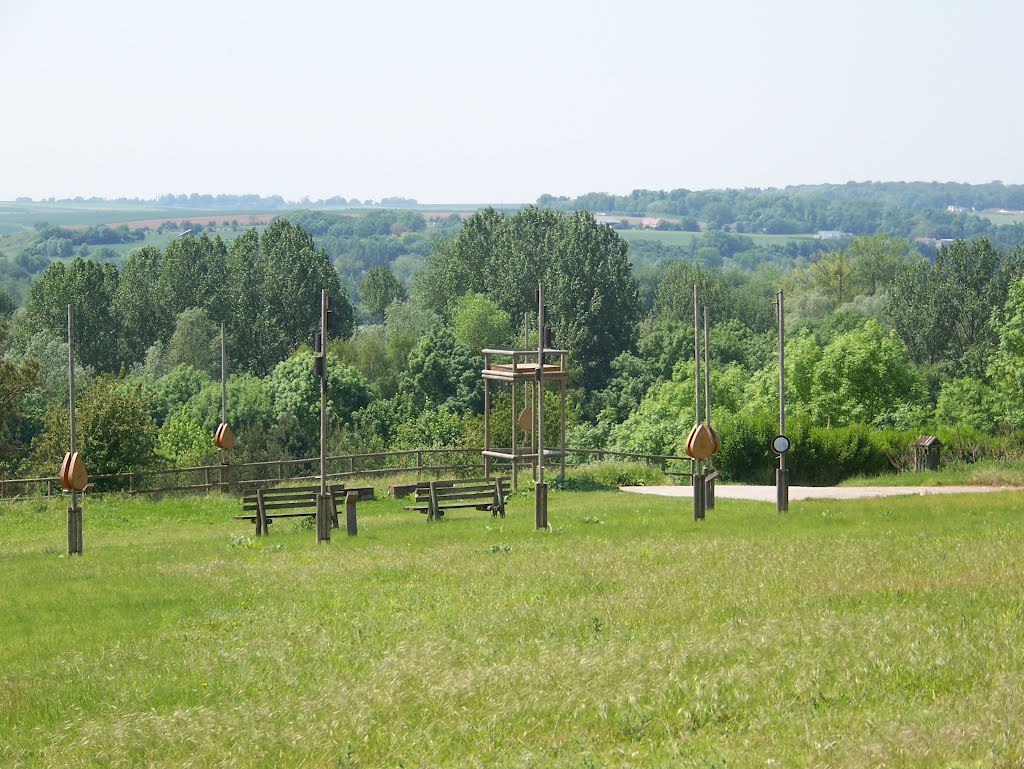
<box><xmin>619</xmin><ymin>484</ymin><xmax>1018</xmax><ymax>501</ymax></box>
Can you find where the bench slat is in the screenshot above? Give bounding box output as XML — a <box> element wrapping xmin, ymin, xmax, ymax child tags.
<box><xmin>242</xmin><ymin>499</ymin><xmax>320</xmax><ymax>512</ymax></box>
<box><xmin>234</xmin><ymin>512</ymin><xmax>314</xmax><ymax>521</ymax></box>
<box><xmin>408</xmin><ymin>477</ymin><xmax>508</xmax><ymax>521</ymax></box>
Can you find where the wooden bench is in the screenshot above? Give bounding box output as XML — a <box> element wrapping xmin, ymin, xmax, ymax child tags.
<box><xmin>403</xmin><ymin>477</ymin><xmax>508</xmax><ymax>522</ymax></box>
<box><xmin>235</xmin><ymin>484</ymin><xmax>364</xmax><ymax>536</ymax></box>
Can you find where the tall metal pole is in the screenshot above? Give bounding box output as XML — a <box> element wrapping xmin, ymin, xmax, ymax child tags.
<box><xmin>693</xmin><ymin>284</ymin><xmax>701</xmax><ymax>425</ymax></box>
<box><xmin>704</xmin><ymin>305</ymin><xmax>715</xmax><ymax>511</ymax></box>
<box><xmin>68</xmin><ymin>305</ymin><xmax>76</xmax><ymax>477</ymax></box>
<box><xmin>317</xmin><ymin>289</ymin><xmax>331</xmax><ymax>542</ymax></box>
<box><xmin>703</xmin><ymin>306</ymin><xmax>711</xmax><ymax>425</ymax></box>
<box><xmin>692</xmin><ymin>285</ymin><xmax>704</xmax><ymax>520</ymax></box>
<box><xmin>67</xmin><ymin>304</ymin><xmax>82</xmax><ymax>555</ymax></box>
<box><xmin>219</xmin><ymin>322</ymin><xmax>228</xmax><ymax>491</ymax></box>
<box><xmin>535</xmin><ymin>283</ymin><xmax>548</xmax><ymax>530</ymax></box>
<box><xmin>777</xmin><ymin>289</ymin><xmax>789</xmax><ymax>512</ymax></box>
<box><xmin>220</xmin><ymin>322</ymin><xmax>227</xmax><ymax>425</ymax></box>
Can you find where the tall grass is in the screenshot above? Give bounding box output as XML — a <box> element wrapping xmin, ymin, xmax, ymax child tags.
<box><xmin>2</xmin><ymin>488</ymin><xmax>1023</xmax><ymax>767</ymax></box>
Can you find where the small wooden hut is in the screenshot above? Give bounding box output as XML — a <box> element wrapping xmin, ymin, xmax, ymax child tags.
<box><xmin>912</xmin><ymin>435</ymin><xmax>942</xmax><ymax>472</ymax></box>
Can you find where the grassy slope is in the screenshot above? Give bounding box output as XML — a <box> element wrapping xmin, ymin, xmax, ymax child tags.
<box><xmin>618</xmin><ymin>229</ymin><xmax>815</xmax><ymax>248</ymax></box>
<box><xmin>2</xmin><ymin>488</ymin><xmax>1023</xmax><ymax>767</ymax></box>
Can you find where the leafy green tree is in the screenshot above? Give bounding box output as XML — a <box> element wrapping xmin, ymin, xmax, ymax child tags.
<box><xmin>451</xmin><ymin>292</ymin><xmax>514</xmax><ymax>352</ymax></box>
<box><xmin>166</xmin><ymin>308</ymin><xmax>220</xmax><ymax>377</ymax></box>
<box><xmin>0</xmin><ymin>324</ymin><xmax>39</xmax><ymax>471</ymax></box>
<box><xmin>156</xmin><ymin>408</ymin><xmax>216</xmax><ymax>467</ymax></box>
<box><xmin>846</xmin><ymin>234</ymin><xmax>913</xmax><ymax>294</ymax></box>
<box><xmin>802</xmin><ymin>250</ymin><xmax>855</xmax><ymax>309</ymax></box>
<box><xmin>359</xmin><ymin>266</ymin><xmax>406</xmax><ymax>323</ymax></box>
<box><xmin>887</xmin><ymin>255</ymin><xmax>947</xmax><ymax>365</ymax></box>
<box><xmin>810</xmin><ymin>320</ymin><xmax>925</xmax><ymax>427</ymax></box>
<box><xmin>225</xmin><ymin>229</ymin><xmax>265</xmax><ymax>372</ymax></box>
<box><xmin>987</xmin><ymin>274</ymin><xmax>1024</xmax><ymax>426</ymax></box>
<box><xmin>27</xmin><ymin>375</ymin><xmax>158</xmax><ymax>476</ymax></box>
<box><xmin>415</xmin><ymin>207</ymin><xmax>640</xmax><ymax>392</ymax></box>
<box><xmin>267</xmin><ymin>349</ymin><xmax>374</xmax><ymax>437</ymax></box>
<box><xmin>145</xmin><ymin>365</ymin><xmax>213</xmax><ymax>425</ymax></box>
<box><xmin>393</xmin><ymin>405</ymin><xmax>466</xmax><ymax>450</ymax></box>
<box><xmin>399</xmin><ymin>327</ymin><xmax>482</xmax><ymax>413</ymax></box>
<box><xmin>113</xmin><ymin>246</ymin><xmax>172</xmax><ymax>365</ymax></box>
<box><xmin>26</xmin><ymin>258</ymin><xmax>121</xmax><ymax>372</ymax></box>
<box><xmin>934</xmin><ymin>377</ymin><xmax>1003</xmax><ymax>430</ymax></box>
<box><xmin>233</xmin><ymin>220</ymin><xmax>355</xmax><ymax>375</ymax></box>
<box><xmin>182</xmin><ymin>373</ymin><xmax>275</xmax><ymax>433</ymax></box>
<box><xmin>158</xmin><ymin>233</ymin><xmax>230</xmax><ymax>322</ymax></box>
<box><xmin>591</xmin><ymin>352</ymin><xmax>656</xmax><ymax>423</ymax></box>
<box><xmin>0</xmin><ymin>286</ymin><xmax>17</xmax><ymax>318</ymax></box>
<box><xmin>890</xmin><ymin>238</ymin><xmax>1023</xmax><ymax>376</ymax></box>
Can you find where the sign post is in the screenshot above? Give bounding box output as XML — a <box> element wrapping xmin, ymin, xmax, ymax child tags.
<box><xmin>775</xmin><ymin>289</ymin><xmax>789</xmax><ymax>512</ymax></box>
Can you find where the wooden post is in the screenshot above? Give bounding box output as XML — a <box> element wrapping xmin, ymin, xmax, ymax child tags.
<box><xmin>346</xmin><ymin>491</ymin><xmax>358</xmax><ymax>536</ymax></box>
<box><xmin>256</xmin><ymin>488</ymin><xmax>267</xmax><ymax>536</ymax></box>
<box><xmin>428</xmin><ymin>480</ymin><xmax>440</xmax><ymax>523</ymax></box>
<box><xmin>692</xmin><ymin>460</ymin><xmax>704</xmax><ymax>521</ymax></box>
<box><xmin>511</xmin><ymin>371</ymin><xmax>518</xmax><ymax>491</ymax></box>
<box><xmin>483</xmin><ymin>372</ymin><xmax>490</xmax><ymax>477</ymax></box>
<box><xmin>559</xmin><ymin>378</ymin><xmax>566</xmax><ymax>482</ymax></box>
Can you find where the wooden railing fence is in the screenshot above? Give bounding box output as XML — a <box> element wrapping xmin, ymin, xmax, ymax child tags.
<box><xmin>0</xmin><ymin>447</ymin><xmax>693</xmax><ymax>499</ymax></box>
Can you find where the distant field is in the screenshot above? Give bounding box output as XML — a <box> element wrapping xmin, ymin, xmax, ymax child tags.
<box><xmin>618</xmin><ymin>229</ymin><xmax>815</xmax><ymax>248</ymax></box>
<box><xmin>2</xmin><ymin>486</ymin><xmax>1023</xmax><ymax>766</ymax></box>
<box><xmin>93</xmin><ymin>224</ymin><xmax>269</xmax><ymax>257</ymax></box>
<box><xmin>980</xmin><ymin>210</ymin><xmax>1024</xmax><ymax>226</ymax></box>
<box><xmin>0</xmin><ymin>202</ymin><xmax>284</xmax><ymax>232</ymax></box>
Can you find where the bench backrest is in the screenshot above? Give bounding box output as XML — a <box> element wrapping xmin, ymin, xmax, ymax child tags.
<box><xmin>242</xmin><ymin>484</ymin><xmax>346</xmax><ymax>512</ymax></box>
<box><xmin>413</xmin><ymin>478</ymin><xmax>507</xmax><ymax>504</ymax></box>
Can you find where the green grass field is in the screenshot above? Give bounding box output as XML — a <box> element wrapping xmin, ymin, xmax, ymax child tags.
<box><xmin>0</xmin><ymin>202</ymin><xmax>280</xmax><ymax>232</ymax></box>
<box><xmin>618</xmin><ymin>229</ymin><xmax>815</xmax><ymax>248</ymax></box>
<box><xmin>2</xmin><ymin>484</ymin><xmax>1023</xmax><ymax>767</ymax></box>
<box><xmin>979</xmin><ymin>211</ymin><xmax>1024</xmax><ymax>226</ymax></box>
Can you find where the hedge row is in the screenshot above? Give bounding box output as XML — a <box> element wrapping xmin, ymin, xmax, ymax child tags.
<box><xmin>712</xmin><ymin>412</ymin><xmax>1024</xmax><ymax>485</ymax></box>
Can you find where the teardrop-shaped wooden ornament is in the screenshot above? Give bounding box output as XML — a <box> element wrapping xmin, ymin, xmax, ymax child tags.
<box><xmin>684</xmin><ymin>423</ymin><xmax>700</xmax><ymax>457</ymax></box>
<box><xmin>214</xmin><ymin>422</ymin><xmax>236</xmax><ymax>450</ymax></box>
<box><xmin>517</xmin><ymin>408</ymin><xmax>533</xmax><ymax>433</ymax></box>
<box><xmin>686</xmin><ymin>424</ymin><xmax>717</xmax><ymax>460</ymax></box>
<box><xmin>707</xmin><ymin>424</ymin><xmax>722</xmax><ymax>455</ymax></box>
<box><xmin>60</xmin><ymin>451</ymin><xmax>89</xmax><ymax>491</ymax></box>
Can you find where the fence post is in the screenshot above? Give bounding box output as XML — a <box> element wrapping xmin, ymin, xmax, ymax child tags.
<box><xmin>348</xmin><ymin>456</ymin><xmax>355</xmax><ymax>475</ymax></box>
<box><xmin>416</xmin><ymin>451</ymin><xmax>423</xmax><ymax>476</ymax></box>
<box><xmin>278</xmin><ymin>461</ymin><xmax>284</xmax><ymax>481</ymax></box>
<box><xmin>204</xmin><ymin>466</ymin><xmax>211</xmax><ymax>496</ymax></box>
<box><xmin>346</xmin><ymin>491</ymin><xmax>358</xmax><ymax>536</ymax></box>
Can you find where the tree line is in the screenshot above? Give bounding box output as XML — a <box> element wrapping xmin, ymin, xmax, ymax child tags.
<box><xmin>4</xmin><ymin>207</ymin><xmax>1024</xmax><ymax>485</ymax></box>
<box><xmin>538</xmin><ymin>183</ymin><xmax>1024</xmax><ymax>241</ymax></box>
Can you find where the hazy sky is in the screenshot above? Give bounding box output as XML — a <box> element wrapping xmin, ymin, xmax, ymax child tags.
<box><xmin>1</xmin><ymin>0</ymin><xmax>1021</xmax><ymax>203</ymax></box>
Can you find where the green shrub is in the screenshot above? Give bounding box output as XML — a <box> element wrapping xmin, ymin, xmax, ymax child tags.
<box><xmin>559</xmin><ymin>461</ymin><xmax>666</xmax><ymax>491</ymax></box>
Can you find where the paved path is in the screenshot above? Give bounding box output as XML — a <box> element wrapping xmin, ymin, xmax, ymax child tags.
<box><xmin>619</xmin><ymin>484</ymin><xmax>1018</xmax><ymax>501</ymax></box>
